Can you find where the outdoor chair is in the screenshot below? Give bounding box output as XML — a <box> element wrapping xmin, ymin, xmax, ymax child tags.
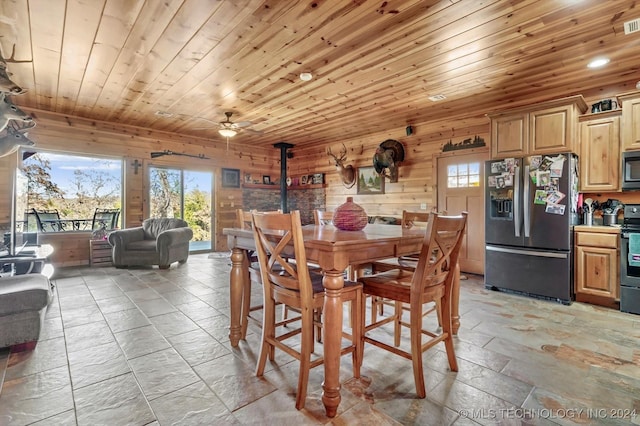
<box><xmin>31</xmin><ymin>209</ymin><xmax>64</xmax><ymax>232</ymax></box>
<box><xmin>91</xmin><ymin>208</ymin><xmax>120</xmax><ymax>230</ymax></box>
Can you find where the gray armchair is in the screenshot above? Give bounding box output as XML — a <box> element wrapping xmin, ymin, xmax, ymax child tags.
<box><xmin>108</xmin><ymin>218</ymin><xmax>193</xmax><ymax>269</ymax></box>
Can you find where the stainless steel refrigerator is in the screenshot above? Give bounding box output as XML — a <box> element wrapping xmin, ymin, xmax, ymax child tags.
<box><xmin>484</xmin><ymin>153</ymin><xmax>579</xmax><ymax>304</ymax></box>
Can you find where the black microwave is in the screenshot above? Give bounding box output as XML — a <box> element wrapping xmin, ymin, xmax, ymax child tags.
<box><xmin>622</xmin><ymin>151</ymin><xmax>640</xmax><ymax>190</ymax></box>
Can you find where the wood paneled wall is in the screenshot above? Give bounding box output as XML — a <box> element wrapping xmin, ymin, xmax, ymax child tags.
<box><xmin>0</xmin><ymin>108</ymin><xmax>490</xmax><ymax>265</ymax></box>
<box><xmin>289</xmin><ymin>116</ymin><xmax>490</xmax><ymax>216</ymax></box>
<box><xmin>0</xmin><ymin>109</ymin><xmax>279</xmax><ymax>264</ymax></box>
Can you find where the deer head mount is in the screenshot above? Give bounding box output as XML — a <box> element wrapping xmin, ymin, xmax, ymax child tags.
<box><xmin>0</xmin><ymin>126</ymin><xmax>35</xmax><ymax>158</ymax></box>
<box><xmin>0</xmin><ymin>92</ymin><xmax>33</xmax><ymax>132</ymax></box>
<box><xmin>327</xmin><ymin>143</ymin><xmax>356</xmax><ymax>188</ymax></box>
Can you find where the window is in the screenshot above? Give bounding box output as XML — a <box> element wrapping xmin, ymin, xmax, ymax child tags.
<box><xmin>447</xmin><ymin>162</ymin><xmax>480</xmax><ymax>188</ymax></box>
<box><xmin>21</xmin><ymin>151</ymin><xmax>122</xmax><ymax>230</ymax></box>
<box><xmin>148</xmin><ymin>167</ymin><xmax>212</xmax><ymax>252</ymax></box>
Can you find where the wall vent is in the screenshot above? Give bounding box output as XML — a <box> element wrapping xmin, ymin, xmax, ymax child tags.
<box><xmin>624</xmin><ymin>18</ymin><xmax>640</xmax><ymax>35</ymax></box>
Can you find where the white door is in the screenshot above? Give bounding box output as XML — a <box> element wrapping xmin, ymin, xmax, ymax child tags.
<box><xmin>437</xmin><ymin>150</ymin><xmax>490</xmax><ymax>275</ymax></box>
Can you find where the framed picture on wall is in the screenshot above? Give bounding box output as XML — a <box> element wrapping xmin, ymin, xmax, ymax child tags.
<box><xmin>221</xmin><ymin>168</ymin><xmax>240</xmax><ymax>188</ymax></box>
<box><xmin>357</xmin><ymin>166</ymin><xmax>384</xmax><ymax>194</ymax></box>
<box><xmin>263</xmin><ymin>175</ymin><xmax>271</xmax><ymax>184</ymax></box>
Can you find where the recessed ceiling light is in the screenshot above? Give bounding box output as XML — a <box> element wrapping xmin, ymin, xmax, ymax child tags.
<box><xmin>587</xmin><ymin>58</ymin><xmax>610</xmax><ymax>69</ymax></box>
<box><xmin>428</xmin><ymin>94</ymin><xmax>446</xmax><ymax>101</ymax></box>
<box><xmin>299</xmin><ymin>72</ymin><xmax>313</xmax><ymax>81</ymax></box>
<box><xmin>155</xmin><ymin>111</ymin><xmax>173</xmax><ymax>117</ymax></box>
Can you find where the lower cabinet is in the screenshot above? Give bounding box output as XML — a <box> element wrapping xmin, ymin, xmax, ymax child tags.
<box><xmin>574</xmin><ymin>227</ymin><xmax>620</xmax><ymax>308</ymax></box>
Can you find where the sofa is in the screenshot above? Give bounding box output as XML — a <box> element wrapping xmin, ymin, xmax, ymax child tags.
<box><xmin>0</xmin><ymin>270</ymin><xmax>52</xmax><ymax>350</ymax></box>
<box><xmin>108</xmin><ymin>218</ymin><xmax>193</xmax><ymax>269</ymax></box>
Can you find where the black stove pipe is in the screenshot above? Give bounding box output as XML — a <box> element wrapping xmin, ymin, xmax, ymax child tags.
<box><xmin>274</xmin><ymin>142</ymin><xmax>294</xmax><ymax>213</ymax></box>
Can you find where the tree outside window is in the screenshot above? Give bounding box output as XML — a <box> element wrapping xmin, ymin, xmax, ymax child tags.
<box><xmin>22</xmin><ymin>152</ymin><xmax>122</xmax><ymax>228</ymax></box>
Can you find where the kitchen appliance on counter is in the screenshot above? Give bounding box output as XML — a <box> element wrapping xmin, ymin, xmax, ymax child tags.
<box><xmin>620</xmin><ymin>204</ymin><xmax>640</xmax><ymax>315</ymax></box>
<box><xmin>485</xmin><ymin>153</ymin><xmax>579</xmax><ymax>304</ymax></box>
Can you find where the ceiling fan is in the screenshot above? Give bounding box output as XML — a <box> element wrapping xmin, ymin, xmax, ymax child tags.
<box><xmin>192</xmin><ymin>111</ymin><xmax>263</xmax><ymax>137</ymax></box>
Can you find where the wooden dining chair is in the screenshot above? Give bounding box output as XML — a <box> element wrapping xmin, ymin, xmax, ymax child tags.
<box><xmin>369</xmin><ymin>210</ymin><xmax>434</xmax><ymax>341</ymax></box>
<box><xmin>282</xmin><ymin>209</ymin><xmax>332</xmax><ymax>333</ymax></box>
<box><xmin>358</xmin><ymin>211</ymin><xmax>467</xmax><ymax>398</ymax></box>
<box><xmin>237</xmin><ymin>208</ymin><xmax>307</xmax><ymax>340</ymax></box>
<box><xmin>252</xmin><ymin>210</ymin><xmax>363</xmax><ymax>410</ymax></box>
<box><xmin>236</xmin><ymin>209</ymin><xmax>262</xmax><ymax>338</ymax></box>
<box><xmin>313</xmin><ymin>209</ymin><xmax>334</xmax><ymax>226</ymax></box>
<box><xmin>370</xmin><ymin>210</ymin><xmax>430</xmax><ymax>274</ymax></box>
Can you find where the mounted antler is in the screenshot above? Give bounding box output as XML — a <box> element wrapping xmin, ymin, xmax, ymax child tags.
<box><xmin>0</xmin><ymin>45</ymin><xmax>30</xmax><ymax>94</ymax></box>
<box><xmin>327</xmin><ymin>143</ymin><xmax>356</xmax><ymax>188</ymax></box>
<box><xmin>3</xmin><ymin>45</ymin><xmax>32</xmax><ymax>64</ymax></box>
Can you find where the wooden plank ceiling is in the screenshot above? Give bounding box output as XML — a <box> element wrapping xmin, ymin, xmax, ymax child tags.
<box><xmin>1</xmin><ymin>0</ymin><xmax>639</xmax><ymax>149</ymax></box>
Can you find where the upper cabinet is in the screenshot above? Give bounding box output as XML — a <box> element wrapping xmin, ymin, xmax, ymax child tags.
<box><xmin>579</xmin><ymin>111</ymin><xmax>621</xmax><ymax>192</ymax></box>
<box><xmin>490</xmin><ymin>112</ymin><xmax>528</xmax><ymax>158</ymax></box>
<box><xmin>489</xmin><ymin>95</ymin><xmax>588</xmax><ymax>159</ymax></box>
<box><xmin>620</xmin><ymin>91</ymin><xmax>640</xmax><ymax>151</ymax></box>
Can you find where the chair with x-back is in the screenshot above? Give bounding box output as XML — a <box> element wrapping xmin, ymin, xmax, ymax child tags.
<box><xmin>252</xmin><ymin>210</ymin><xmax>363</xmax><ymax>410</ymax></box>
<box><xmin>236</xmin><ymin>208</ymin><xmax>261</xmax><ymax>338</ymax></box>
<box><xmin>369</xmin><ymin>210</ymin><xmax>434</xmax><ymax>341</ymax></box>
<box><xmin>236</xmin><ymin>208</ymin><xmax>295</xmax><ymax>339</ymax></box>
<box><xmin>358</xmin><ymin>211</ymin><xmax>467</xmax><ymax>398</ymax></box>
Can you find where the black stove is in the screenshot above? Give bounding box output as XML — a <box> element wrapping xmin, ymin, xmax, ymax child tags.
<box><xmin>620</xmin><ymin>204</ymin><xmax>640</xmax><ymax>314</ymax></box>
<box><xmin>622</xmin><ymin>204</ymin><xmax>640</xmax><ymax>232</ymax></box>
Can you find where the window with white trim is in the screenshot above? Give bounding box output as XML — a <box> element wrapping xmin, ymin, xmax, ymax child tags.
<box><xmin>447</xmin><ymin>162</ymin><xmax>480</xmax><ymax>188</ymax></box>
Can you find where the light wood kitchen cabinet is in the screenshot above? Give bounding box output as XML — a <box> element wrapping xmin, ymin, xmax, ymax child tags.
<box><xmin>579</xmin><ymin>111</ymin><xmax>621</xmax><ymax>192</ymax></box>
<box><xmin>490</xmin><ymin>112</ymin><xmax>528</xmax><ymax>158</ymax></box>
<box><xmin>489</xmin><ymin>95</ymin><xmax>588</xmax><ymax>159</ymax></box>
<box><xmin>574</xmin><ymin>226</ymin><xmax>620</xmax><ymax>309</ymax></box>
<box><xmin>619</xmin><ymin>91</ymin><xmax>640</xmax><ymax>151</ymax></box>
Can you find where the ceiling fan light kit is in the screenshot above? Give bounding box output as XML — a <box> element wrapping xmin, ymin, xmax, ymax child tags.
<box><xmin>218</xmin><ymin>128</ymin><xmax>237</xmax><ymax>137</ymax></box>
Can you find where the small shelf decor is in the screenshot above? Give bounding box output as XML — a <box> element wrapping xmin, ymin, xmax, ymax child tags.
<box><xmin>333</xmin><ymin>197</ymin><xmax>368</xmax><ymax>231</ymax></box>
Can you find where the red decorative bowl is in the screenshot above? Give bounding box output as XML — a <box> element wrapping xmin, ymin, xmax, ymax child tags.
<box><xmin>333</xmin><ymin>197</ymin><xmax>368</xmax><ymax>231</ymax></box>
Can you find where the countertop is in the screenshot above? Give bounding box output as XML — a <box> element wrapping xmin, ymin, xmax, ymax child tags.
<box><xmin>574</xmin><ymin>225</ymin><xmax>621</xmax><ymax>233</ymax></box>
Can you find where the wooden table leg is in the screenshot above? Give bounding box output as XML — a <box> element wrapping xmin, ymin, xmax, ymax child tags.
<box><xmin>229</xmin><ymin>247</ymin><xmax>245</xmax><ymax>347</ymax></box>
<box><xmin>452</xmin><ymin>262</ymin><xmax>461</xmax><ymax>335</ymax></box>
<box><xmin>321</xmin><ymin>270</ymin><xmax>344</xmax><ymax>418</ymax></box>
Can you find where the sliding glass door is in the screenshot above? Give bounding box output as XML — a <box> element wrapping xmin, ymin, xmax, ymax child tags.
<box><xmin>149</xmin><ymin>167</ymin><xmax>212</xmax><ymax>252</ymax></box>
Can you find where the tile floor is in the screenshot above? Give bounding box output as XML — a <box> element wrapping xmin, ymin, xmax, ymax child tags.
<box><xmin>1</xmin><ymin>254</ymin><xmax>639</xmax><ymax>425</ymax></box>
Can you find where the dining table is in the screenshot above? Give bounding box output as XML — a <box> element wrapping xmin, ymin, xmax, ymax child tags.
<box><xmin>223</xmin><ymin>223</ymin><xmax>461</xmax><ymax>418</ymax></box>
